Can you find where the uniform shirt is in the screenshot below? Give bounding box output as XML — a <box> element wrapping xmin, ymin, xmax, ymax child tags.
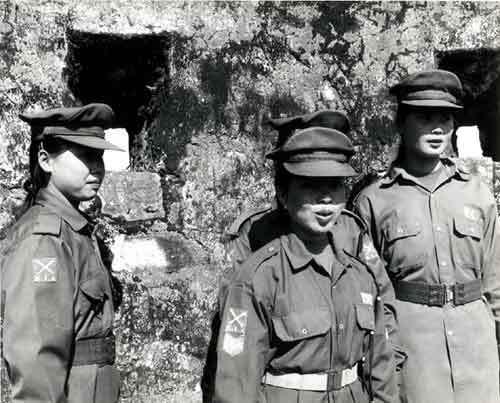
<box><xmin>1</xmin><ymin>184</ymin><xmax>119</xmax><ymax>403</ymax></box>
<box><xmin>354</xmin><ymin>158</ymin><xmax>500</xmax><ymax>403</ymax></box>
<box><xmin>223</xmin><ymin>206</ymin><xmax>404</xmax><ymax>360</ymax></box>
<box><xmin>214</xmin><ymin>222</ymin><xmax>397</xmax><ymax>403</ymax></box>
<box><xmin>202</xmin><ymin>207</ymin><xmax>406</xmax><ymax>403</ymax></box>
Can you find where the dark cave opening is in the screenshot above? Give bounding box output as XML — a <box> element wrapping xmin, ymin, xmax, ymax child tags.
<box><xmin>64</xmin><ymin>29</ymin><xmax>170</xmax><ymax>162</ymax></box>
<box><xmin>436</xmin><ymin>47</ymin><xmax>500</xmax><ymax>161</ymax></box>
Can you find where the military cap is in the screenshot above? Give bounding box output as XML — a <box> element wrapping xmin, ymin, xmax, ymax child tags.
<box><xmin>19</xmin><ymin>103</ymin><xmax>123</xmax><ymax>151</ymax></box>
<box><xmin>389</xmin><ymin>69</ymin><xmax>463</xmax><ymax>109</ymax></box>
<box><xmin>266</xmin><ymin>110</ymin><xmax>351</xmax><ymax>147</ymax></box>
<box><xmin>266</xmin><ymin>122</ymin><xmax>357</xmax><ymax>177</ymax></box>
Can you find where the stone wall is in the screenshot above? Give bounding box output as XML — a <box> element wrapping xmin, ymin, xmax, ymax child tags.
<box><xmin>2</xmin><ymin>2</ymin><xmax>500</xmax><ymax>402</ymax></box>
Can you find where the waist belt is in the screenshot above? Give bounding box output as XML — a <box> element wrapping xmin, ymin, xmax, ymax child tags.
<box><xmin>263</xmin><ymin>363</ymin><xmax>358</xmax><ymax>392</ymax></box>
<box><xmin>73</xmin><ymin>335</ymin><xmax>115</xmax><ymax>366</ymax></box>
<box><xmin>394</xmin><ymin>280</ymin><xmax>481</xmax><ymax>307</ymax></box>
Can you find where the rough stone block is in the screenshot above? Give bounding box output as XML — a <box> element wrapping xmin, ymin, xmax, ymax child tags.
<box><xmin>99</xmin><ymin>172</ymin><xmax>164</xmax><ymax>222</ymax></box>
<box><xmin>110</xmin><ymin>232</ymin><xmax>207</xmax><ymax>277</ymax></box>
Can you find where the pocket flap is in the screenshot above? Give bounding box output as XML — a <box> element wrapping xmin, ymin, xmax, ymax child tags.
<box><xmin>355</xmin><ymin>304</ymin><xmax>375</xmax><ymax>331</ymax></box>
<box><xmin>80</xmin><ymin>275</ymin><xmax>107</xmax><ymax>301</ymax></box>
<box><xmin>384</xmin><ymin>220</ymin><xmax>421</xmax><ymax>243</ymax></box>
<box><xmin>454</xmin><ymin>217</ymin><xmax>482</xmax><ymax>240</ymax></box>
<box><xmin>272</xmin><ymin>308</ymin><xmax>331</xmax><ymax>342</ymax></box>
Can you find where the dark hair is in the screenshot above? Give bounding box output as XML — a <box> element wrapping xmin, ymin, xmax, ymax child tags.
<box><xmin>18</xmin><ymin>137</ymin><xmax>67</xmax><ymax>217</ymax></box>
<box><xmin>273</xmin><ymin>162</ymin><xmax>290</xmax><ymax>209</ymax></box>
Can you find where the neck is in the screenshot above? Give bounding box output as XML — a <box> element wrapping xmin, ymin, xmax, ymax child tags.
<box><xmin>290</xmin><ymin>222</ymin><xmax>330</xmax><ymax>254</ymax></box>
<box><xmin>402</xmin><ymin>155</ymin><xmax>442</xmax><ymax>177</ymax></box>
<box><xmin>46</xmin><ymin>182</ymin><xmax>80</xmax><ymax>209</ymax></box>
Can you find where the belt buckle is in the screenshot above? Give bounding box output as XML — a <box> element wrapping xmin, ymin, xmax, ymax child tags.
<box><xmin>445</xmin><ymin>285</ymin><xmax>454</xmax><ymax>305</ymax></box>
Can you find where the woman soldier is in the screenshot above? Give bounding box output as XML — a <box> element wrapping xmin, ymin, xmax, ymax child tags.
<box><xmin>213</xmin><ymin>114</ymin><xmax>398</xmax><ymax>403</ymax></box>
<box><xmin>203</xmin><ymin>111</ymin><xmax>405</xmax><ymax>402</ymax></box>
<box><xmin>1</xmin><ymin>104</ymin><xmax>123</xmax><ymax>403</ymax></box>
<box><xmin>354</xmin><ymin>70</ymin><xmax>500</xmax><ymax>403</ymax></box>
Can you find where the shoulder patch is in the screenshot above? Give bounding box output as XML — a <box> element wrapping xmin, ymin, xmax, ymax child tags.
<box><xmin>32</xmin><ymin>212</ymin><xmax>61</xmax><ymax>236</ymax></box>
<box><xmin>235</xmin><ymin>238</ymin><xmax>280</xmax><ymax>282</ymax></box>
<box><xmin>226</xmin><ymin>204</ymin><xmax>275</xmax><ymax>237</ymax></box>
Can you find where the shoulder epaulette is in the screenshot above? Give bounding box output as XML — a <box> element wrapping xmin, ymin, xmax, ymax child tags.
<box><xmin>226</xmin><ymin>204</ymin><xmax>274</xmax><ymax>237</ymax></box>
<box><xmin>235</xmin><ymin>238</ymin><xmax>281</xmax><ymax>282</ymax></box>
<box><xmin>32</xmin><ymin>212</ymin><xmax>61</xmax><ymax>236</ymax></box>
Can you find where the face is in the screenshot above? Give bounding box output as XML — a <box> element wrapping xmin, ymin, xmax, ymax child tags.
<box><xmin>278</xmin><ymin>175</ymin><xmax>346</xmax><ymax>242</ymax></box>
<box><xmin>399</xmin><ymin>108</ymin><xmax>454</xmax><ymax>160</ymax></box>
<box><xmin>40</xmin><ymin>142</ymin><xmax>105</xmax><ymax>205</ymax></box>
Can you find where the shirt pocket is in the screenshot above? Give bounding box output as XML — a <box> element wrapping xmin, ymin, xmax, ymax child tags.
<box><xmin>383</xmin><ymin>219</ymin><xmax>428</xmax><ymax>275</ymax></box>
<box><xmin>272</xmin><ymin>307</ymin><xmax>331</xmax><ymax>342</ymax></box>
<box><xmin>452</xmin><ymin>217</ymin><xmax>483</xmax><ymax>269</ymax></box>
<box><xmin>355</xmin><ymin>304</ymin><xmax>375</xmax><ymax>332</ymax></box>
<box><xmin>77</xmin><ymin>274</ymin><xmax>111</xmax><ymax>337</ymax></box>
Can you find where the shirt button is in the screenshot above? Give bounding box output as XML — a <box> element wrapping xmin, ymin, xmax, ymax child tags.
<box><xmin>268</xmin><ymin>246</ymin><xmax>274</xmax><ymax>252</ymax></box>
<box><xmin>447</xmin><ymin>330</ymin><xmax>453</xmax><ymax>336</ymax></box>
<box><xmin>338</xmin><ymin>323</ymin><xmax>344</xmax><ymax>330</ymax></box>
<box><xmin>436</xmin><ymin>226</ymin><xmax>441</xmax><ymax>232</ymax></box>
<box><xmin>301</xmin><ymin>328</ymin><xmax>308</xmax><ymax>335</ymax></box>
<box><xmin>441</xmin><ymin>261</ymin><xmax>447</xmax><ymax>267</ymax></box>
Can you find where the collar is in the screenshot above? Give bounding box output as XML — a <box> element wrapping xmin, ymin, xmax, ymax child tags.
<box><xmin>281</xmin><ymin>232</ymin><xmax>315</xmax><ymax>272</ymax></box>
<box><xmin>35</xmin><ymin>184</ymin><xmax>90</xmax><ymax>232</ymax></box>
<box><xmin>381</xmin><ymin>157</ymin><xmax>469</xmax><ymax>187</ymax></box>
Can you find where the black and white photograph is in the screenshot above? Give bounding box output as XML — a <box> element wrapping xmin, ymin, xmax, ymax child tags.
<box><xmin>1</xmin><ymin>1</ymin><xmax>500</xmax><ymax>402</ymax></box>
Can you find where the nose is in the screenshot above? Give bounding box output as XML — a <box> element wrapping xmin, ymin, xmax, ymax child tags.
<box><xmin>317</xmin><ymin>188</ymin><xmax>333</xmax><ymax>204</ymax></box>
<box><xmin>432</xmin><ymin>126</ymin><xmax>444</xmax><ymax>135</ymax></box>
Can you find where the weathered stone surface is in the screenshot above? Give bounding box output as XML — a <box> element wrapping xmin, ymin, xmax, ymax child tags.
<box><xmin>3</xmin><ymin>2</ymin><xmax>500</xmax><ymax>402</ymax></box>
<box><xmin>99</xmin><ymin>172</ymin><xmax>164</xmax><ymax>222</ymax></box>
<box><xmin>110</xmin><ymin>232</ymin><xmax>208</xmax><ymax>277</ymax></box>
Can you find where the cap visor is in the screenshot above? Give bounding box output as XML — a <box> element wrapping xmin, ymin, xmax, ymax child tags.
<box><xmin>55</xmin><ymin>135</ymin><xmax>124</xmax><ymax>151</ymax></box>
<box><xmin>283</xmin><ymin>160</ymin><xmax>358</xmax><ymax>177</ymax></box>
<box><xmin>401</xmin><ymin>100</ymin><xmax>463</xmax><ymax>109</ymax></box>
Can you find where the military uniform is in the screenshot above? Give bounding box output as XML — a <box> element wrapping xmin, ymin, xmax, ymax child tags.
<box><xmin>354</xmin><ymin>159</ymin><xmax>500</xmax><ymax>403</ymax></box>
<box><xmin>354</xmin><ymin>70</ymin><xmax>500</xmax><ymax>403</ymax></box>
<box><xmin>1</xmin><ymin>103</ymin><xmax>122</xmax><ymax>403</ymax></box>
<box><xmin>213</xmin><ymin>118</ymin><xmax>398</xmax><ymax>402</ymax></box>
<box><xmin>1</xmin><ymin>185</ymin><xmax>119</xmax><ymax>403</ymax></box>
<box><xmin>214</xmin><ymin>213</ymin><xmax>397</xmax><ymax>403</ymax></box>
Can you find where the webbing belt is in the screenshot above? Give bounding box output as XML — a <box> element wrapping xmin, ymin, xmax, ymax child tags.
<box><xmin>394</xmin><ymin>279</ymin><xmax>481</xmax><ymax>307</ymax></box>
<box><xmin>73</xmin><ymin>335</ymin><xmax>115</xmax><ymax>366</ymax></box>
<box><xmin>263</xmin><ymin>363</ymin><xmax>358</xmax><ymax>392</ymax></box>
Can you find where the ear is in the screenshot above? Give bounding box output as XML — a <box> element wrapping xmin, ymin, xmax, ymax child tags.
<box><xmin>38</xmin><ymin>148</ymin><xmax>53</xmax><ymax>174</ymax></box>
